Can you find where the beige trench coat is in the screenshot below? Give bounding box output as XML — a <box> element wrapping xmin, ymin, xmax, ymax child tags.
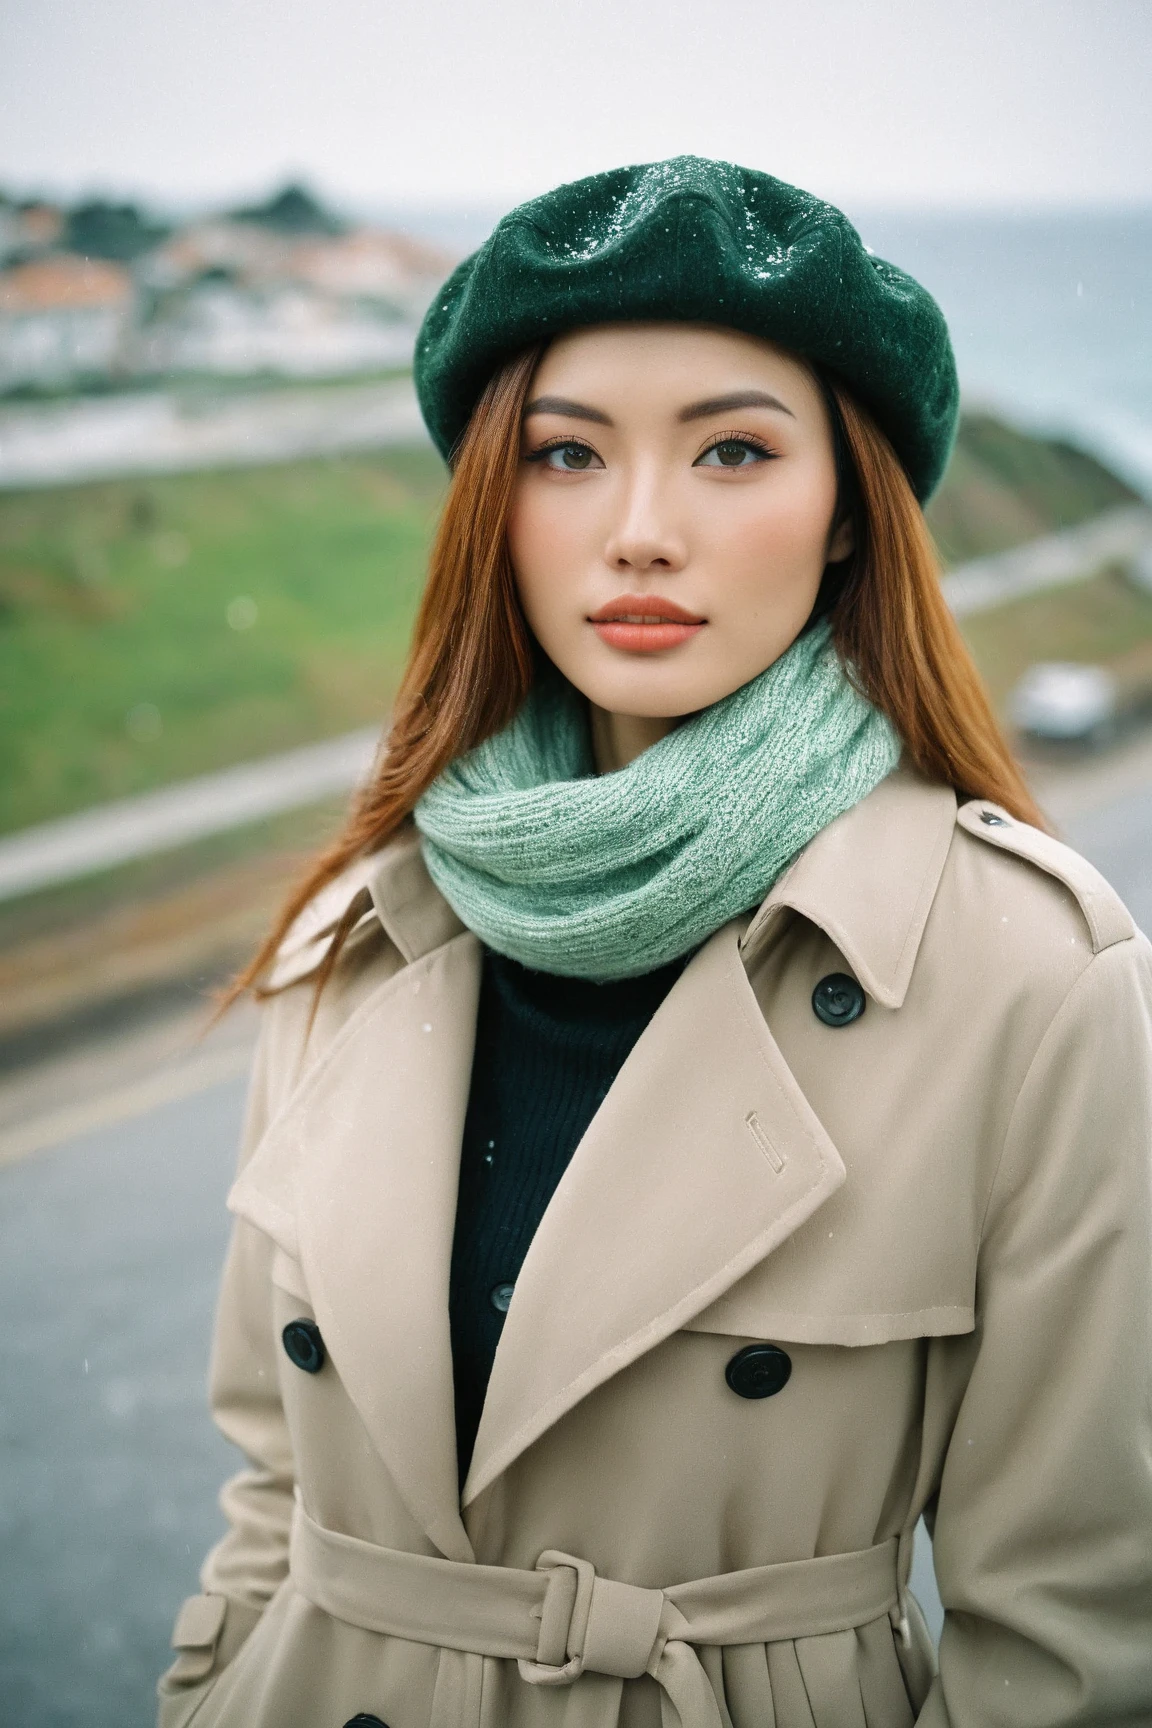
<box><xmin>159</xmin><ymin>768</ymin><xmax>1152</xmax><ymax>1728</ymax></box>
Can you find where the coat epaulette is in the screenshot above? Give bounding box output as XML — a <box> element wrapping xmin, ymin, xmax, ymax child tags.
<box><xmin>956</xmin><ymin>798</ymin><xmax>1135</xmax><ymax>954</ymax></box>
<box><xmin>263</xmin><ymin>855</ymin><xmax>382</xmax><ymax>992</ymax></box>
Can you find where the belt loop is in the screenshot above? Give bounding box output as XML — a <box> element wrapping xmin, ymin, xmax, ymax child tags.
<box><xmin>518</xmin><ymin>1550</ymin><xmax>596</xmax><ymax>1686</ymax></box>
<box><xmin>890</xmin><ymin>1529</ymin><xmax>913</xmax><ymax>1648</ymax></box>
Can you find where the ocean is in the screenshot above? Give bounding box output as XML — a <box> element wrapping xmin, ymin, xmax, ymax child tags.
<box><xmin>858</xmin><ymin>209</ymin><xmax>1152</xmax><ymax>496</ymax></box>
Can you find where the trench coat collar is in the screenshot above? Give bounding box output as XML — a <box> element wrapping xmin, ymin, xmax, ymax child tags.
<box><xmin>740</xmin><ymin>766</ymin><xmax>958</xmax><ymax>1009</ymax></box>
<box><xmin>229</xmin><ymin>768</ymin><xmax>956</xmax><ymax>1556</ymax></box>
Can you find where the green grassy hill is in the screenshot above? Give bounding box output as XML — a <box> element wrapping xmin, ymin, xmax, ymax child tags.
<box><xmin>925</xmin><ymin>412</ymin><xmax>1136</xmax><ymax>564</ymax></box>
<box><xmin>0</xmin><ymin>414</ymin><xmax>1140</xmax><ymax>836</ymax></box>
<box><xmin>0</xmin><ymin>449</ymin><xmax>443</xmax><ymax>833</ymax></box>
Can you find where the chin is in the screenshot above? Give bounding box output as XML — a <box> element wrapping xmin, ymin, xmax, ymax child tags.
<box><xmin>577</xmin><ymin>664</ymin><xmax>735</xmax><ymax>719</ymax></box>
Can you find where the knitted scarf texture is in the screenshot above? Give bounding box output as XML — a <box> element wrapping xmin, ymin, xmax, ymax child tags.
<box><xmin>414</xmin><ymin>623</ymin><xmax>900</xmax><ymax>981</ymax></box>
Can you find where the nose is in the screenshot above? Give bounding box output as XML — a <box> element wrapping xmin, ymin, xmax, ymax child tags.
<box><xmin>602</xmin><ymin>469</ymin><xmax>686</xmax><ymax>574</ymax></box>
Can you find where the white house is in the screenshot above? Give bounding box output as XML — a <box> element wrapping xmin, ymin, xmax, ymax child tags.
<box><xmin>0</xmin><ymin>255</ymin><xmax>134</xmax><ymax>390</ymax></box>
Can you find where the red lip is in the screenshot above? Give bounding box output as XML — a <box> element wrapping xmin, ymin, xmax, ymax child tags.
<box><xmin>588</xmin><ymin>594</ymin><xmax>706</xmax><ymax>625</ymax></box>
<box><xmin>588</xmin><ymin>594</ymin><xmax>706</xmax><ymax>654</ymax></box>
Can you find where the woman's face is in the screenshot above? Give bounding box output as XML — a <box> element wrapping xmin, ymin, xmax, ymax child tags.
<box><xmin>507</xmin><ymin>323</ymin><xmax>852</xmax><ymax>728</ymax></box>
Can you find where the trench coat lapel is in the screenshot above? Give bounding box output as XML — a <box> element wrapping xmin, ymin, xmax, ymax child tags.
<box><xmin>230</xmin><ymin>858</ymin><xmax>482</xmax><ymax>1563</ymax></box>
<box><xmin>462</xmin><ymin>917</ymin><xmax>847</xmax><ymax>1506</ymax></box>
<box><xmin>297</xmin><ymin>931</ymin><xmax>481</xmax><ymax>1561</ymax></box>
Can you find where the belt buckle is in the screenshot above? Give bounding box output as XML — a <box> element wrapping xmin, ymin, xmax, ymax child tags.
<box><xmin>518</xmin><ymin>1549</ymin><xmax>596</xmax><ymax>1686</ymax></box>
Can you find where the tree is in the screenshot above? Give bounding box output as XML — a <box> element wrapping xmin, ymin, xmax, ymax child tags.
<box><xmin>65</xmin><ymin>202</ymin><xmax>169</xmax><ymax>261</ymax></box>
<box><xmin>229</xmin><ymin>183</ymin><xmax>344</xmax><ymax>236</ymax></box>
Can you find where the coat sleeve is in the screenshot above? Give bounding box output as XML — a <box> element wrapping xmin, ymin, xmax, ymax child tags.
<box><xmin>157</xmin><ymin>1009</ymin><xmax>300</xmax><ymax>1721</ymax></box>
<box><xmin>916</xmin><ymin>935</ymin><xmax>1152</xmax><ymax>1726</ymax></box>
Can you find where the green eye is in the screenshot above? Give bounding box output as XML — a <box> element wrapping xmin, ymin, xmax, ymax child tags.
<box><xmin>698</xmin><ymin>438</ymin><xmax>765</xmax><ymax>467</ymax></box>
<box><xmin>548</xmin><ymin>443</ymin><xmax>594</xmax><ymax>470</ymax></box>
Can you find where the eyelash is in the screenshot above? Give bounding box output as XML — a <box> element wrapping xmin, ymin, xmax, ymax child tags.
<box><xmin>524</xmin><ymin>431</ymin><xmax>779</xmax><ymax>464</ymax></box>
<box><xmin>699</xmin><ymin>430</ymin><xmax>778</xmax><ymax>462</ymax></box>
<box><xmin>524</xmin><ymin>437</ymin><xmax>596</xmax><ymax>464</ymax></box>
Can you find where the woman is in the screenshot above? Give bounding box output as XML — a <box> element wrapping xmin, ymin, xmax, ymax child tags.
<box><xmin>159</xmin><ymin>158</ymin><xmax>1152</xmax><ymax>1728</ymax></box>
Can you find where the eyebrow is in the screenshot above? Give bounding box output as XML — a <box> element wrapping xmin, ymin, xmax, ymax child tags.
<box><xmin>521</xmin><ymin>387</ymin><xmax>797</xmax><ymax>427</ymax></box>
<box><xmin>679</xmin><ymin>390</ymin><xmax>795</xmax><ymax>422</ymax></box>
<box><xmin>523</xmin><ymin>395</ymin><xmax>613</xmax><ymax>425</ymax></box>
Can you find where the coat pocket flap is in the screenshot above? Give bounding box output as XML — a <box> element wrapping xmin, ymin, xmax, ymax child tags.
<box><xmin>683</xmin><ymin>1297</ymin><xmax>974</xmax><ymax>1346</ymax></box>
<box><xmin>172</xmin><ymin>1592</ymin><xmax>227</xmax><ymax>1651</ymax></box>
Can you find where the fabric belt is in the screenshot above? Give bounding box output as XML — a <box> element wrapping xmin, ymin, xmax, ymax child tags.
<box><xmin>289</xmin><ymin>1502</ymin><xmax>909</xmax><ymax>1728</ymax></box>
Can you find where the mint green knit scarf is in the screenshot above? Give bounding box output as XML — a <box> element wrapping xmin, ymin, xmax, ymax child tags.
<box><xmin>414</xmin><ymin>623</ymin><xmax>899</xmax><ymax>981</ymax></box>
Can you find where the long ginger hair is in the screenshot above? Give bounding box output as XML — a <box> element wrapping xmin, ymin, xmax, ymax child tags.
<box><xmin>227</xmin><ymin>342</ymin><xmax>1041</xmax><ymax>1005</ymax></box>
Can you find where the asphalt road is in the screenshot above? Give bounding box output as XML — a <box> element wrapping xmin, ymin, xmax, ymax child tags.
<box><xmin>1</xmin><ymin>1080</ymin><xmax>242</xmax><ymax>1728</ymax></box>
<box><xmin>2</xmin><ymin>783</ymin><xmax>1148</xmax><ymax>1728</ymax></box>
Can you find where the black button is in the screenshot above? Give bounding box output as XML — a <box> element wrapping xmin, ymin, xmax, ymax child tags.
<box><xmin>725</xmin><ymin>1343</ymin><xmax>792</xmax><ymax>1399</ymax></box>
<box><xmin>343</xmin><ymin>1717</ymin><xmax>389</xmax><ymax>1727</ymax></box>
<box><xmin>980</xmin><ymin>810</ymin><xmax>1008</xmax><ymax>827</ymax></box>
<box><xmin>489</xmin><ymin>1281</ymin><xmax>515</xmax><ymax>1313</ymax></box>
<box><xmin>811</xmin><ymin>973</ymin><xmax>866</xmax><ymax>1027</ymax></box>
<box><xmin>282</xmin><ymin>1318</ymin><xmax>326</xmax><ymax>1374</ymax></box>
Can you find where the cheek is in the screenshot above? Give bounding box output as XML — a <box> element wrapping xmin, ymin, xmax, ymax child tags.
<box><xmin>507</xmin><ymin>487</ymin><xmax>569</xmax><ymax>619</ymax></box>
<box><xmin>701</xmin><ymin>459</ymin><xmax>838</xmax><ymax>593</ymax></box>
<box><xmin>507</xmin><ymin>483</ymin><xmax>605</xmax><ymax>651</ymax></box>
<box><xmin>717</xmin><ymin>490</ymin><xmax>834</xmax><ymax>588</ymax></box>
<box><xmin>505</xmin><ymin>492</ymin><xmax>535</xmax><ymax>587</ymax></box>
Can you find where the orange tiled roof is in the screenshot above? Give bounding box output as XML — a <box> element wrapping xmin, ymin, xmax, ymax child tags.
<box><xmin>0</xmin><ymin>254</ymin><xmax>133</xmax><ymax>313</ymax></box>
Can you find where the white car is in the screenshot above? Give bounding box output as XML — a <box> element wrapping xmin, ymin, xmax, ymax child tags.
<box><xmin>1009</xmin><ymin>662</ymin><xmax>1118</xmax><ymax>744</ymax></box>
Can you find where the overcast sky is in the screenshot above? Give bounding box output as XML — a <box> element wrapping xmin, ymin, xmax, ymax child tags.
<box><xmin>2</xmin><ymin>0</ymin><xmax>1150</xmax><ymax>216</ymax></box>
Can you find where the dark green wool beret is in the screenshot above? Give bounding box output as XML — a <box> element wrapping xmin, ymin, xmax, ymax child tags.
<box><xmin>414</xmin><ymin>155</ymin><xmax>959</xmax><ymax>501</ymax></box>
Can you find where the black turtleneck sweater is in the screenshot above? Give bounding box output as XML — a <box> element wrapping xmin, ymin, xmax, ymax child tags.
<box><xmin>449</xmin><ymin>947</ymin><xmax>687</xmax><ymax>1488</ymax></box>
